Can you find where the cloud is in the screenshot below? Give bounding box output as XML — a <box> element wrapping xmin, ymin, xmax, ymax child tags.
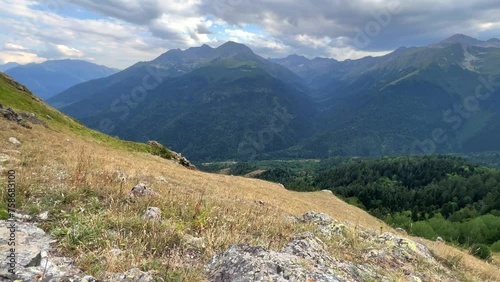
<box><xmin>0</xmin><ymin>50</ymin><xmax>45</xmax><ymax>64</ymax></box>
<box><xmin>3</xmin><ymin>43</ymin><xmax>27</xmax><ymax>51</ymax></box>
<box><xmin>54</xmin><ymin>44</ymin><xmax>84</xmax><ymax>57</ymax></box>
<box><xmin>1</xmin><ymin>0</ymin><xmax>500</xmax><ymax>67</ymax></box>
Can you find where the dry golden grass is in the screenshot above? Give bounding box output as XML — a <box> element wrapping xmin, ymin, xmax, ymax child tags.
<box><xmin>2</xmin><ymin>118</ymin><xmax>500</xmax><ymax>281</ymax></box>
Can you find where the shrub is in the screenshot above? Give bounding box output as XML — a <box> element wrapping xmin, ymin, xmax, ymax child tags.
<box><xmin>491</xmin><ymin>240</ymin><xmax>500</xmax><ymax>253</ymax></box>
<box><xmin>471</xmin><ymin>243</ymin><xmax>491</xmax><ymax>260</ymax></box>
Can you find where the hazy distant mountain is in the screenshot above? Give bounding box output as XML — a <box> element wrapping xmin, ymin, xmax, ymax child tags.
<box><xmin>0</xmin><ymin>62</ymin><xmax>20</xmax><ymax>72</ymax></box>
<box><xmin>49</xmin><ymin>42</ymin><xmax>315</xmax><ymax>161</ymax></box>
<box><xmin>5</xmin><ymin>60</ymin><xmax>118</xmax><ymax>99</ymax></box>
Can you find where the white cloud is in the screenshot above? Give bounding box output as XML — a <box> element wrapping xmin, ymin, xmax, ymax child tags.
<box><xmin>0</xmin><ymin>51</ymin><xmax>45</xmax><ymax>64</ymax></box>
<box><xmin>3</xmin><ymin>43</ymin><xmax>27</xmax><ymax>50</ymax></box>
<box><xmin>54</xmin><ymin>44</ymin><xmax>84</xmax><ymax>57</ymax></box>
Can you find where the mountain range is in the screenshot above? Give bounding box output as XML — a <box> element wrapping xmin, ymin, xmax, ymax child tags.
<box><xmin>5</xmin><ymin>59</ymin><xmax>118</xmax><ymax>99</ymax></box>
<box><xmin>47</xmin><ymin>34</ymin><xmax>500</xmax><ymax>161</ymax></box>
<box><xmin>0</xmin><ymin>62</ymin><xmax>20</xmax><ymax>72</ymax></box>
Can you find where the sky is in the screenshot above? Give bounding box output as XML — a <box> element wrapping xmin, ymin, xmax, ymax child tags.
<box><xmin>0</xmin><ymin>0</ymin><xmax>499</xmax><ymax>69</ymax></box>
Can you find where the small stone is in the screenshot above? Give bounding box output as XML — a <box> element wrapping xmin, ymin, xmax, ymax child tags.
<box><xmin>142</xmin><ymin>207</ymin><xmax>161</xmax><ymax>222</ymax></box>
<box><xmin>38</xmin><ymin>211</ymin><xmax>49</xmax><ymax>220</ymax></box>
<box><xmin>12</xmin><ymin>212</ymin><xmax>32</xmax><ymax>220</ymax></box>
<box><xmin>254</xmin><ymin>200</ymin><xmax>265</xmax><ymax>206</ymax></box>
<box><xmin>436</xmin><ymin>236</ymin><xmax>444</xmax><ymax>242</ymax></box>
<box><xmin>128</xmin><ymin>183</ymin><xmax>157</xmax><ymax>198</ymax></box>
<box><xmin>395</xmin><ymin>227</ymin><xmax>406</xmax><ymax>234</ymax></box>
<box><xmin>9</xmin><ymin>137</ymin><xmax>21</xmax><ymax>145</ymax></box>
<box><xmin>157</xmin><ymin>176</ymin><xmax>168</xmax><ymax>183</ymax></box>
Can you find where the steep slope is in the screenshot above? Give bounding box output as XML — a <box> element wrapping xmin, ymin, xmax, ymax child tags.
<box><xmin>49</xmin><ymin>42</ymin><xmax>315</xmax><ymax>161</ymax></box>
<box><xmin>5</xmin><ymin>59</ymin><xmax>118</xmax><ymax>99</ymax></box>
<box><xmin>1</xmin><ymin>74</ymin><xmax>500</xmax><ymax>281</ymax></box>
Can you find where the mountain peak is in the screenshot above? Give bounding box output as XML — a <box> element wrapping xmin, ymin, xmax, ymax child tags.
<box><xmin>216</xmin><ymin>41</ymin><xmax>254</xmax><ymax>55</ymax></box>
<box><xmin>440</xmin><ymin>34</ymin><xmax>482</xmax><ymax>45</ymax></box>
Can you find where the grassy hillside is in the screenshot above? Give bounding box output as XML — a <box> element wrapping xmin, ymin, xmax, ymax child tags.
<box><xmin>0</xmin><ymin>73</ymin><xmax>167</xmax><ymax>155</ymax></box>
<box><xmin>2</xmin><ymin>74</ymin><xmax>500</xmax><ymax>281</ymax></box>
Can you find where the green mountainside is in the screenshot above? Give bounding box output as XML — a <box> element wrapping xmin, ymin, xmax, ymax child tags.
<box><xmin>47</xmin><ymin>35</ymin><xmax>500</xmax><ymax>161</ymax></box>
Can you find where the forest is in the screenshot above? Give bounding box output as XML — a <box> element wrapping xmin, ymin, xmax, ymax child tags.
<box><xmin>201</xmin><ymin>155</ymin><xmax>500</xmax><ymax>259</ymax></box>
<box><xmin>314</xmin><ymin>155</ymin><xmax>500</xmax><ymax>259</ymax></box>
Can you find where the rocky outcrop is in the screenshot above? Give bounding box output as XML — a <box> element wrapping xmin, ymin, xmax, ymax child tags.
<box><xmin>207</xmin><ymin>232</ymin><xmax>385</xmax><ymax>282</ymax></box>
<box><xmin>0</xmin><ymin>219</ymin><xmax>154</xmax><ymax>281</ymax></box>
<box><xmin>0</xmin><ymin>219</ymin><xmax>82</xmax><ymax>281</ymax></box>
<box><xmin>0</xmin><ymin>104</ymin><xmax>47</xmax><ymax>129</ymax></box>
<box><xmin>207</xmin><ymin>212</ymin><xmax>455</xmax><ymax>282</ymax></box>
<box><xmin>171</xmin><ymin>152</ymin><xmax>196</xmax><ymax>170</ymax></box>
<box><xmin>302</xmin><ymin>211</ymin><xmax>334</xmax><ymax>225</ymax></box>
<box><xmin>147</xmin><ymin>140</ymin><xmax>196</xmax><ymax>169</ymax></box>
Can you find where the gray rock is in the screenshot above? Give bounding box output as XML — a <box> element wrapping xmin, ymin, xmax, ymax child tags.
<box><xmin>283</xmin><ymin>215</ymin><xmax>301</xmax><ymax>224</ymax></box>
<box><xmin>128</xmin><ymin>183</ymin><xmax>157</xmax><ymax>198</ymax></box>
<box><xmin>0</xmin><ymin>220</ymin><xmax>83</xmax><ymax>281</ymax></box>
<box><xmin>395</xmin><ymin>227</ymin><xmax>406</xmax><ymax>234</ymax></box>
<box><xmin>317</xmin><ymin>223</ymin><xmax>346</xmax><ymax>238</ymax></box>
<box><xmin>114</xmin><ymin>170</ymin><xmax>128</xmax><ymax>183</ymax></box>
<box><xmin>142</xmin><ymin>207</ymin><xmax>162</xmax><ymax>222</ymax></box>
<box><xmin>38</xmin><ymin>211</ymin><xmax>49</xmax><ymax>221</ymax></box>
<box><xmin>8</xmin><ymin>137</ymin><xmax>21</xmax><ymax>145</ymax></box>
<box><xmin>302</xmin><ymin>211</ymin><xmax>334</xmax><ymax>225</ymax></box>
<box><xmin>208</xmin><ymin>232</ymin><xmax>387</xmax><ymax>282</ymax></box>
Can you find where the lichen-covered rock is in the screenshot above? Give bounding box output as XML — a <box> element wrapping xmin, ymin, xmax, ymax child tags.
<box><xmin>207</xmin><ymin>232</ymin><xmax>387</xmax><ymax>282</ymax></box>
<box><xmin>0</xmin><ymin>220</ymin><xmax>83</xmax><ymax>281</ymax></box>
<box><xmin>142</xmin><ymin>207</ymin><xmax>162</xmax><ymax>222</ymax></box>
<box><xmin>317</xmin><ymin>223</ymin><xmax>346</xmax><ymax>238</ymax></box>
<box><xmin>128</xmin><ymin>183</ymin><xmax>157</xmax><ymax>198</ymax></box>
<box><xmin>371</xmin><ymin>232</ymin><xmax>435</xmax><ymax>263</ymax></box>
<box><xmin>302</xmin><ymin>211</ymin><xmax>334</xmax><ymax>225</ymax></box>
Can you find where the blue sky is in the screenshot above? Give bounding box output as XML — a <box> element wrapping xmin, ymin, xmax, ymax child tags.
<box><xmin>0</xmin><ymin>0</ymin><xmax>499</xmax><ymax>69</ymax></box>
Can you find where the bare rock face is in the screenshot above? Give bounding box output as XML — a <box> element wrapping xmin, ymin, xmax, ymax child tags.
<box><xmin>128</xmin><ymin>183</ymin><xmax>157</xmax><ymax>198</ymax></box>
